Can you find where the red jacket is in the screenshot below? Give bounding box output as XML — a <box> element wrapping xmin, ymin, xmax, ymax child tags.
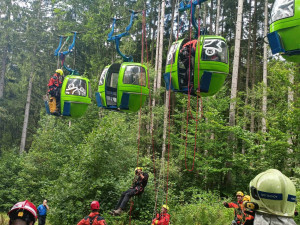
<box><xmin>225</xmin><ymin>201</ymin><xmax>244</xmax><ymax>224</ymax></box>
<box><xmin>244</xmin><ymin>209</ymin><xmax>254</xmax><ymax>225</ymax></box>
<box><xmin>48</xmin><ymin>73</ymin><xmax>62</xmax><ymax>91</ymax></box>
<box><xmin>151</xmin><ymin>213</ymin><xmax>170</xmax><ymax>225</ymax></box>
<box><xmin>181</xmin><ymin>40</ymin><xmax>198</xmax><ymax>52</ymax></box>
<box><xmin>77</xmin><ymin>212</ymin><xmax>107</xmax><ymax>225</ymax></box>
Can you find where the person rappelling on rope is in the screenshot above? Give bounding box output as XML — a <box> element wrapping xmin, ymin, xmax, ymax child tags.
<box><xmin>47</xmin><ymin>69</ymin><xmax>63</xmax><ymax>115</ymax></box>
<box><xmin>223</xmin><ymin>191</ymin><xmax>245</xmax><ymax>225</ymax></box>
<box><xmin>151</xmin><ymin>205</ymin><xmax>170</xmax><ymax>225</ymax></box>
<box><xmin>179</xmin><ymin>39</ymin><xmax>197</xmax><ymax>89</ymax></box>
<box><xmin>110</xmin><ymin>167</ymin><xmax>149</xmax><ymax>216</ymax></box>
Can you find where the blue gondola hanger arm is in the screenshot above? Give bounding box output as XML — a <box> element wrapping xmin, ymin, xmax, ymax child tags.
<box><xmin>108</xmin><ymin>18</ymin><xmax>121</xmax><ymax>41</ymax></box>
<box><xmin>126</xmin><ymin>10</ymin><xmax>140</xmax><ymax>32</ymax></box>
<box><xmin>62</xmin><ymin>32</ymin><xmax>77</xmax><ymax>56</ymax></box>
<box><xmin>63</xmin><ymin>63</ymin><xmax>79</xmax><ymax>75</ymax></box>
<box><xmin>54</xmin><ymin>36</ymin><xmax>63</xmax><ymax>56</ymax></box>
<box><xmin>179</xmin><ymin>0</ymin><xmax>208</xmax><ymax>37</ymax></box>
<box><xmin>115</xmin><ymin>38</ymin><xmax>133</xmax><ymax>62</ymax></box>
<box><xmin>107</xmin><ymin>10</ymin><xmax>139</xmax><ymax>62</ymax></box>
<box><xmin>179</xmin><ymin>0</ymin><xmax>208</xmax><ymax>12</ymax></box>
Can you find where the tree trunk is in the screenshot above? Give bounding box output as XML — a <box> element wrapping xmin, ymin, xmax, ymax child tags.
<box><xmin>216</xmin><ymin>0</ymin><xmax>221</xmax><ymax>35</ymax></box>
<box><xmin>242</xmin><ymin>0</ymin><xmax>253</xmax><ymax>154</ymax></box>
<box><xmin>210</xmin><ymin>0</ymin><xmax>213</xmax><ymax>34</ymax></box>
<box><xmin>150</xmin><ymin>3</ymin><xmax>161</xmax><ymax>134</ymax></box>
<box><xmin>203</xmin><ymin>2</ymin><xmax>207</xmax><ymax>28</ymax></box>
<box><xmin>262</xmin><ymin>0</ymin><xmax>268</xmax><ymax>134</ymax></box>
<box><xmin>168</xmin><ymin>0</ymin><xmax>176</xmax><ymax>49</ymax></box>
<box><xmin>221</xmin><ymin>3</ymin><xmax>224</xmax><ymax>35</ymax></box>
<box><xmin>0</xmin><ymin>46</ymin><xmax>7</xmax><ymax>99</ymax></box>
<box><xmin>250</xmin><ymin>0</ymin><xmax>258</xmax><ymax>133</ymax></box>
<box><xmin>226</xmin><ymin>0</ymin><xmax>244</xmax><ymax>189</ymax></box>
<box><xmin>154</xmin><ymin>4</ymin><xmax>161</xmax><ymax>89</ymax></box>
<box><xmin>20</xmin><ymin>0</ymin><xmax>42</xmax><ymax>153</ymax></box>
<box><xmin>157</xmin><ymin>0</ymin><xmax>165</xmax><ymax>91</ymax></box>
<box><xmin>150</xmin><ymin>2</ymin><xmax>156</xmax><ymax>65</ymax></box>
<box><xmin>20</xmin><ymin>57</ymin><xmax>36</xmax><ymax>153</ymax></box>
<box><xmin>160</xmin><ymin>0</ymin><xmax>169</xmax><ymax>203</ymax></box>
<box><xmin>229</xmin><ymin>0</ymin><xmax>244</xmax><ymax>127</ymax></box>
<box><xmin>287</xmin><ymin>70</ymin><xmax>294</xmax><ymax>152</ymax></box>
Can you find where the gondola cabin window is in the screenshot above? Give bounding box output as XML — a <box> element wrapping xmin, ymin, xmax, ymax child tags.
<box><xmin>107</xmin><ymin>72</ymin><xmax>119</xmax><ymax>88</ymax></box>
<box><xmin>99</xmin><ymin>67</ymin><xmax>109</xmax><ymax>86</ymax></box>
<box><xmin>123</xmin><ymin>66</ymin><xmax>146</xmax><ymax>86</ymax></box>
<box><xmin>166</xmin><ymin>42</ymin><xmax>179</xmax><ymax>65</ymax></box>
<box><xmin>65</xmin><ymin>79</ymin><xmax>87</xmax><ymax>97</ymax></box>
<box><xmin>271</xmin><ymin>0</ymin><xmax>294</xmax><ymax>23</ymax></box>
<box><xmin>201</xmin><ymin>39</ymin><xmax>228</xmax><ymax>64</ymax></box>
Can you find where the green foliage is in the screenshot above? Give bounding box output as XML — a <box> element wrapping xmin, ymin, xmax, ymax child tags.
<box><xmin>0</xmin><ymin>0</ymin><xmax>299</xmax><ymax>224</ymax></box>
<box><xmin>170</xmin><ymin>191</ymin><xmax>233</xmax><ymax>225</ymax></box>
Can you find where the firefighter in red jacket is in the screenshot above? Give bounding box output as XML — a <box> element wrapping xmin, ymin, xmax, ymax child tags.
<box><xmin>223</xmin><ymin>191</ymin><xmax>245</xmax><ymax>225</ymax></box>
<box><xmin>77</xmin><ymin>201</ymin><xmax>107</xmax><ymax>225</ymax></box>
<box><xmin>151</xmin><ymin>204</ymin><xmax>170</xmax><ymax>225</ymax></box>
<box><xmin>242</xmin><ymin>195</ymin><xmax>254</xmax><ymax>225</ymax></box>
<box><xmin>179</xmin><ymin>39</ymin><xmax>198</xmax><ymax>88</ymax></box>
<box><xmin>48</xmin><ymin>69</ymin><xmax>63</xmax><ymax>114</ymax></box>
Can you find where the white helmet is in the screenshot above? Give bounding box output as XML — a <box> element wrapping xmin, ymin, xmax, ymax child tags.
<box><xmin>249</xmin><ymin>169</ymin><xmax>296</xmax><ymax>217</ymax></box>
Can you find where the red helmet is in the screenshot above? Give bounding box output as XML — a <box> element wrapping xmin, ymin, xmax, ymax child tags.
<box><xmin>8</xmin><ymin>200</ymin><xmax>37</xmax><ymax>223</ymax></box>
<box><xmin>90</xmin><ymin>201</ymin><xmax>100</xmax><ymax>210</ymax></box>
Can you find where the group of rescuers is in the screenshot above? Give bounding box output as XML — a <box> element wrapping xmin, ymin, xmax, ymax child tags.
<box><xmin>7</xmin><ymin>169</ymin><xmax>298</xmax><ymax>225</ymax></box>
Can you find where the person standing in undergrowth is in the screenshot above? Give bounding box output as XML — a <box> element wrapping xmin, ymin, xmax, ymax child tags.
<box><xmin>77</xmin><ymin>201</ymin><xmax>107</xmax><ymax>225</ymax></box>
<box><xmin>37</xmin><ymin>200</ymin><xmax>49</xmax><ymax>225</ymax></box>
<box><xmin>8</xmin><ymin>200</ymin><xmax>38</xmax><ymax>225</ymax></box>
<box><xmin>243</xmin><ymin>169</ymin><xmax>297</xmax><ymax>225</ymax></box>
<box><xmin>151</xmin><ymin>204</ymin><xmax>170</xmax><ymax>225</ymax></box>
<box><xmin>242</xmin><ymin>195</ymin><xmax>254</xmax><ymax>225</ymax></box>
<box><xmin>48</xmin><ymin>69</ymin><xmax>63</xmax><ymax>115</ymax></box>
<box><xmin>110</xmin><ymin>167</ymin><xmax>149</xmax><ymax>216</ymax></box>
<box><xmin>223</xmin><ymin>191</ymin><xmax>245</xmax><ymax>225</ymax></box>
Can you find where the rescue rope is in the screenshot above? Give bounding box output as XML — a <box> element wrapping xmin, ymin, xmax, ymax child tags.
<box><xmin>165</xmin><ymin>0</ymin><xmax>182</xmax><ymax>205</ymax></box>
<box><xmin>183</xmin><ymin>0</ymin><xmax>203</xmax><ymax>172</ymax></box>
<box><xmin>129</xmin><ymin>10</ymin><xmax>147</xmax><ymax>225</ymax></box>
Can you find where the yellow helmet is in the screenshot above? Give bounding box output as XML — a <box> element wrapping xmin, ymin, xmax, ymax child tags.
<box><xmin>243</xmin><ymin>195</ymin><xmax>251</xmax><ymax>202</ymax></box>
<box><xmin>135</xmin><ymin>167</ymin><xmax>143</xmax><ymax>172</ymax></box>
<box><xmin>162</xmin><ymin>204</ymin><xmax>169</xmax><ymax>211</ymax></box>
<box><xmin>236</xmin><ymin>191</ymin><xmax>244</xmax><ymax>197</ymax></box>
<box><xmin>249</xmin><ymin>169</ymin><xmax>296</xmax><ymax>217</ymax></box>
<box><xmin>56</xmin><ymin>69</ymin><xmax>63</xmax><ymax>76</ymax></box>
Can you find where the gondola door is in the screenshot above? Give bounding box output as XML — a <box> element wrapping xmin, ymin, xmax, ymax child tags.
<box><xmin>105</xmin><ymin>64</ymin><xmax>121</xmax><ymax>109</ymax></box>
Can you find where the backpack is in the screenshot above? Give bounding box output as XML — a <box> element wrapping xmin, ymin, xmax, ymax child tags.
<box><xmin>84</xmin><ymin>215</ymin><xmax>105</xmax><ymax>225</ymax></box>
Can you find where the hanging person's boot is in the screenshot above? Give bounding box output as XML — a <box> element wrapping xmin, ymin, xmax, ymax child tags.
<box><xmin>113</xmin><ymin>208</ymin><xmax>123</xmax><ymax>216</ymax></box>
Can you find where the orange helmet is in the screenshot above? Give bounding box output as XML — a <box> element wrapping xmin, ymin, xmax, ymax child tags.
<box><xmin>8</xmin><ymin>200</ymin><xmax>37</xmax><ymax>223</ymax></box>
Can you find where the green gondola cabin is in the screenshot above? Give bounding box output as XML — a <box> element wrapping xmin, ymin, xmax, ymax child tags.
<box><xmin>268</xmin><ymin>0</ymin><xmax>300</xmax><ymax>62</ymax></box>
<box><xmin>45</xmin><ymin>75</ymin><xmax>92</xmax><ymax>117</ymax></box>
<box><xmin>164</xmin><ymin>35</ymin><xmax>229</xmax><ymax>97</ymax></box>
<box><xmin>95</xmin><ymin>63</ymin><xmax>149</xmax><ymax>112</ymax></box>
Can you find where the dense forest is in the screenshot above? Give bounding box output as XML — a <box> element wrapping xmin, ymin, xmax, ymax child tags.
<box><xmin>0</xmin><ymin>0</ymin><xmax>299</xmax><ymax>224</ymax></box>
